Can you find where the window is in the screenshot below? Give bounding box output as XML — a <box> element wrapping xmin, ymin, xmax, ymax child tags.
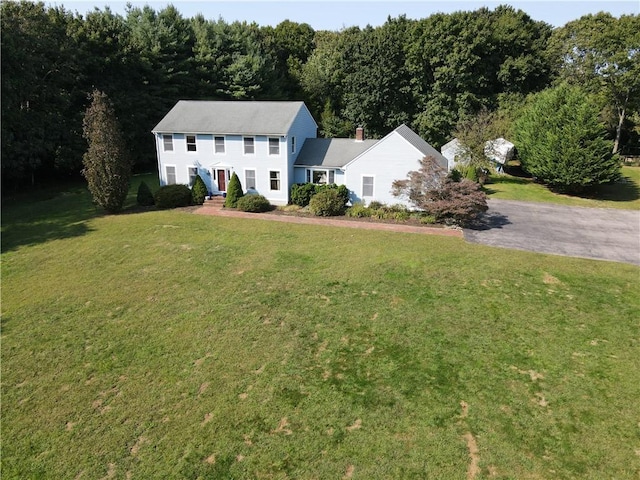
<box><xmin>186</xmin><ymin>135</ymin><xmax>197</xmax><ymax>152</ymax></box>
<box><xmin>312</xmin><ymin>170</ymin><xmax>328</xmax><ymax>184</ymax></box>
<box><xmin>291</xmin><ymin>136</ymin><xmax>296</xmax><ymax>154</ymax></box>
<box><xmin>362</xmin><ymin>176</ymin><xmax>374</xmax><ymax>197</ymax></box>
<box><xmin>307</xmin><ymin>169</ymin><xmax>335</xmax><ymax>185</ymax></box>
<box><xmin>269</xmin><ymin>137</ymin><xmax>280</xmax><ymax>155</ymax></box>
<box><xmin>188</xmin><ymin>167</ymin><xmax>198</xmax><ymax>187</ymax></box>
<box><xmin>245</xmin><ymin>170</ymin><xmax>256</xmax><ymax>190</ymax></box>
<box><xmin>270</xmin><ymin>171</ymin><xmax>280</xmax><ymax>190</ymax></box>
<box><xmin>243</xmin><ymin>137</ymin><xmax>254</xmax><ymax>154</ymax></box>
<box><xmin>166</xmin><ymin>166</ymin><xmax>176</xmax><ymax>185</ymax></box>
<box><xmin>214</xmin><ymin>136</ymin><xmax>225</xmax><ymax>154</ymax></box>
<box><xmin>162</xmin><ymin>134</ymin><xmax>173</xmax><ymax>152</ymax></box>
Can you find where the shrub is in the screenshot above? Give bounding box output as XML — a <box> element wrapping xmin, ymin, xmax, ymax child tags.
<box><xmin>291</xmin><ymin>183</ymin><xmax>350</xmax><ymax>207</ymax></box>
<box><xmin>423</xmin><ymin>178</ymin><xmax>488</xmax><ymax>226</ymax></box>
<box><xmin>224</xmin><ymin>172</ymin><xmax>244</xmax><ymax>208</ymax></box>
<box><xmin>419</xmin><ymin>214</ymin><xmax>437</xmax><ymax>224</ymax></box>
<box><xmin>191</xmin><ymin>174</ymin><xmax>208</xmax><ymax>205</ymax></box>
<box><xmin>290</xmin><ymin>183</ymin><xmax>317</xmax><ymax>207</ymax></box>
<box><xmin>346</xmin><ymin>202</ymin><xmax>373</xmax><ymax>218</ymax></box>
<box><xmin>136</xmin><ymin>181</ymin><xmax>155</xmax><ymax>206</ymax></box>
<box><xmin>368</xmin><ymin>200</ymin><xmax>384</xmax><ymax>210</ymax></box>
<box><xmin>309</xmin><ymin>189</ymin><xmax>345</xmax><ymax>216</ymax></box>
<box><xmin>154</xmin><ymin>184</ymin><xmax>192</xmax><ymax>209</ymax></box>
<box><xmin>236</xmin><ymin>194</ymin><xmax>271</xmax><ymax>213</ymax></box>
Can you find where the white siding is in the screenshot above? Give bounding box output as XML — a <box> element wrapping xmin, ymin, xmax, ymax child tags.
<box><xmin>344</xmin><ymin>132</ymin><xmax>423</xmax><ymax>208</ymax></box>
<box><xmin>154</xmin><ymin>103</ymin><xmax>317</xmax><ymax>206</ymax></box>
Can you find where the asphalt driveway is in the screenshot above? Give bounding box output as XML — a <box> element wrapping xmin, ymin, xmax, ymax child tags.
<box><xmin>464</xmin><ymin>199</ymin><xmax>640</xmax><ymax>265</ymax></box>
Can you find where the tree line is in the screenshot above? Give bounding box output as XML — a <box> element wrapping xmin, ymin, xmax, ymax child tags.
<box><xmin>2</xmin><ymin>1</ymin><xmax>638</xmax><ymax>190</ymax></box>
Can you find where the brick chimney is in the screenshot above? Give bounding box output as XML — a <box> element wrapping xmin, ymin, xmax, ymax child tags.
<box><xmin>355</xmin><ymin>126</ymin><xmax>364</xmax><ymax>142</ymax></box>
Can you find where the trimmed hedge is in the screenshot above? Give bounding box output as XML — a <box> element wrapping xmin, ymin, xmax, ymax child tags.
<box><xmin>154</xmin><ymin>184</ymin><xmax>192</xmax><ymax>209</ymax></box>
<box><xmin>236</xmin><ymin>194</ymin><xmax>271</xmax><ymax>212</ymax></box>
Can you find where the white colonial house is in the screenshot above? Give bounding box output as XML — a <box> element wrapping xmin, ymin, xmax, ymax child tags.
<box><xmin>152</xmin><ymin>101</ymin><xmax>448</xmax><ymax>207</ymax></box>
<box><xmin>152</xmin><ymin>100</ymin><xmax>317</xmax><ymax>205</ymax></box>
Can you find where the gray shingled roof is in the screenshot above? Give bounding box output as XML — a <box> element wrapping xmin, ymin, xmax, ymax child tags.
<box><xmin>152</xmin><ymin>100</ymin><xmax>310</xmax><ymax>135</ymax></box>
<box><xmin>294</xmin><ymin>138</ymin><xmax>378</xmax><ymax>168</ymax></box>
<box><xmin>392</xmin><ymin>124</ymin><xmax>448</xmax><ymax>169</ymax></box>
<box><xmin>295</xmin><ymin>124</ymin><xmax>447</xmax><ymax>169</ymax></box>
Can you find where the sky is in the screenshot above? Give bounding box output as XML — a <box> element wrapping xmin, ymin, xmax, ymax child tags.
<box><xmin>53</xmin><ymin>0</ymin><xmax>638</xmax><ymax>30</ymax></box>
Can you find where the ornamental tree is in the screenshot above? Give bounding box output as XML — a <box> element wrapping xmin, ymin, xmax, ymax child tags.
<box><xmin>513</xmin><ymin>83</ymin><xmax>620</xmax><ymax>193</ymax></box>
<box><xmin>82</xmin><ymin>90</ymin><xmax>132</xmax><ymax>213</ymax></box>
<box><xmin>392</xmin><ymin>155</ymin><xmax>488</xmax><ymax>226</ymax></box>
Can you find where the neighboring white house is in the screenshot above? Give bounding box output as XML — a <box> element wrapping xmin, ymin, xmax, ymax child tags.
<box><xmin>440</xmin><ymin>138</ymin><xmax>468</xmax><ymax>171</ymax></box>
<box><xmin>152</xmin><ymin>101</ymin><xmax>447</xmax><ymax>206</ymax></box>
<box><xmin>484</xmin><ymin>137</ymin><xmax>515</xmax><ymax>173</ymax></box>
<box><xmin>441</xmin><ymin>137</ymin><xmax>515</xmax><ymax>173</ymax></box>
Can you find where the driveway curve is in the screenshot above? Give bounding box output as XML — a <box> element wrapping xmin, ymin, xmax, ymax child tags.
<box><xmin>464</xmin><ymin>199</ymin><xmax>640</xmax><ymax>265</ymax></box>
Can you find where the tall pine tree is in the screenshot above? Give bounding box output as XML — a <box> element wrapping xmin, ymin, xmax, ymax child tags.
<box><xmin>82</xmin><ymin>90</ymin><xmax>132</xmax><ymax>213</ymax></box>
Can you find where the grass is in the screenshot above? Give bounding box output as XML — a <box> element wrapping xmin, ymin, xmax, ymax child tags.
<box><xmin>2</xmin><ymin>178</ymin><xmax>639</xmax><ymax>479</ymax></box>
<box><xmin>485</xmin><ymin>166</ymin><xmax>640</xmax><ymax>209</ymax></box>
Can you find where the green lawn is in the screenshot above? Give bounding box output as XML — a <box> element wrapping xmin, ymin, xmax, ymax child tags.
<box><xmin>2</xmin><ymin>180</ymin><xmax>639</xmax><ymax>479</ymax></box>
<box><xmin>485</xmin><ymin>166</ymin><xmax>640</xmax><ymax>209</ymax></box>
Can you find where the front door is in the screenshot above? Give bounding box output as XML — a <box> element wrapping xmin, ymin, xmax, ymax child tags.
<box><xmin>217</xmin><ymin>169</ymin><xmax>226</xmax><ymax>191</ymax></box>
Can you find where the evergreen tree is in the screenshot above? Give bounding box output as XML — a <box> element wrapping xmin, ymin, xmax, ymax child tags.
<box><xmin>191</xmin><ymin>174</ymin><xmax>208</xmax><ymax>204</ymax></box>
<box><xmin>82</xmin><ymin>90</ymin><xmax>132</xmax><ymax>213</ymax></box>
<box><xmin>137</xmin><ymin>180</ymin><xmax>155</xmax><ymax>206</ymax></box>
<box><xmin>514</xmin><ymin>84</ymin><xmax>620</xmax><ymax>193</ymax></box>
<box><xmin>224</xmin><ymin>172</ymin><xmax>244</xmax><ymax>208</ymax></box>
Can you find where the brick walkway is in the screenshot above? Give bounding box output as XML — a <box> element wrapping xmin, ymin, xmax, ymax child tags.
<box><xmin>193</xmin><ymin>205</ymin><xmax>463</xmax><ymax>238</ymax></box>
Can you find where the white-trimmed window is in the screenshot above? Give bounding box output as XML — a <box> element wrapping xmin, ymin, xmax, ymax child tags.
<box><xmin>188</xmin><ymin>167</ymin><xmax>198</xmax><ymax>186</ymax></box>
<box><xmin>306</xmin><ymin>169</ymin><xmax>335</xmax><ymax>185</ymax></box>
<box><xmin>214</xmin><ymin>136</ymin><xmax>225</xmax><ymax>154</ymax></box>
<box><xmin>245</xmin><ymin>169</ymin><xmax>256</xmax><ymax>190</ymax></box>
<box><xmin>165</xmin><ymin>165</ymin><xmax>176</xmax><ymax>185</ymax></box>
<box><xmin>362</xmin><ymin>175</ymin><xmax>374</xmax><ymax>197</ymax></box>
<box><xmin>162</xmin><ymin>134</ymin><xmax>173</xmax><ymax>152</ymax></box>
<box><xmin>269</xmin><ymin>137</ymin><xmax>280</xmax><ymax>155</ymax></box>
<box><xmin>243</xmin><ymin>137</ymin><xmax>255</xmax><ymax>154</ymax></box>
<box><xmin>269</xmin><ymin>171</ymin><xmax>280</xmax><ymax>190</ymax></box>
<box><xmin>186</xmin><ymin>135</ymin><xmax>197</xmax><ymax>152</ymax></box>
<box><xmin>291</xmin><ymin>136</ymin><xmax>296</xmax><ymax>154</ymax></box>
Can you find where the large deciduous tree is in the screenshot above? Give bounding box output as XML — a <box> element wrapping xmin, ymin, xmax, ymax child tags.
<box><xmin>513</xmin><ymin>83</ymin><xmax>620</xmax><ymax>193</ymax></box>
<box><xmin>82</xmin><ymin>90</ymin><xmax>132</xmax><ymax>213</ymax></box>
<box><xmin>549</xmin><ymin>13</ymin><xmax>640</xmax><ymax>154</ymax></box>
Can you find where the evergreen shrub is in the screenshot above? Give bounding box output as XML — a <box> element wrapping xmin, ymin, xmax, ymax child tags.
<box><xmin>136</xmin><ymin>181</ymin><xmax>155</xmax><ymax>206</ymax></box>
<box><xmin>191</xmin><ymin>174</ymin><xmax>208</xmax><ymax>205</ymax></box>
<box><xmin>224</xmin><ymin>172</ymin><xmax>244</xmax><ymax>208</ymax></box>
<box><xmin>236</xmin><ymin>194</ymin><xmax>271</xmax><ymax>212</ymax></box>
<box><xmin>154</xmin><ymin>184</ymin><xmax>192</xmax><ymax>209</ymax></box>
<box><xmin>308</xmin><ymin>189</ymin><xmax>345</xmax><ymax>216</ymax></box>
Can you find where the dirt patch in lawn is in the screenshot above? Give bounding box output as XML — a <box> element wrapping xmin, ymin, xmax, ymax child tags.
<box><xmin>464</xmin><ymin>432</ymin><xmax>480</xmax><ymax>480</ymax></box>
